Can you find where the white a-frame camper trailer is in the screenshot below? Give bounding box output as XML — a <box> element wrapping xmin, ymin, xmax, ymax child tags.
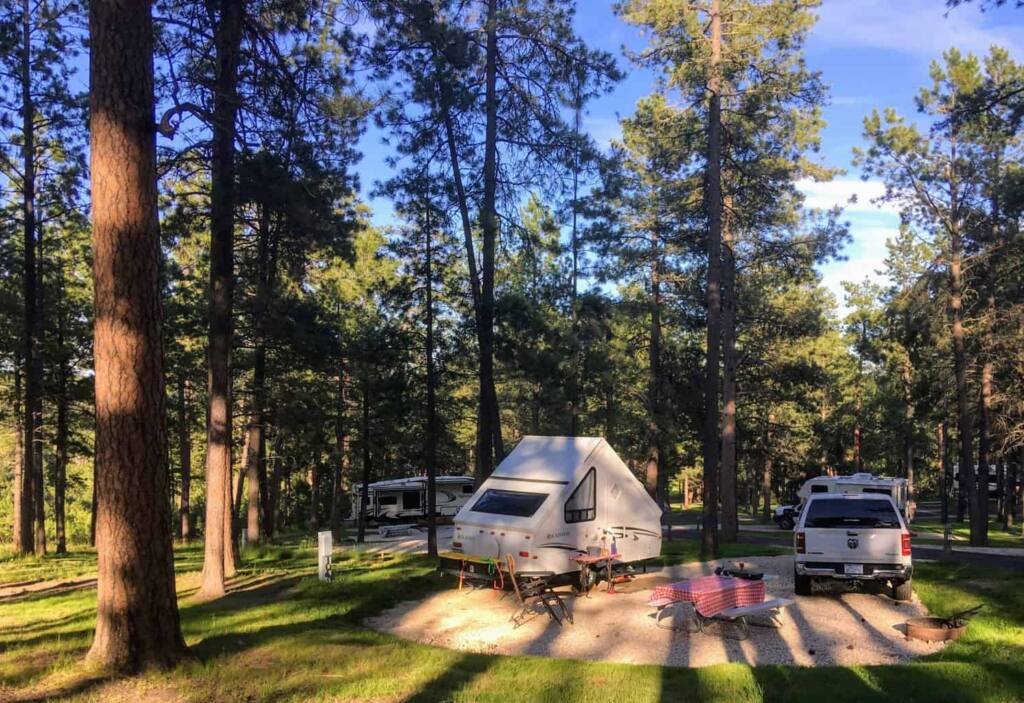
<box><xmin>446</xmin><ymin>436</ymin><xmax>662</xmax><ymax>578</ymax></box>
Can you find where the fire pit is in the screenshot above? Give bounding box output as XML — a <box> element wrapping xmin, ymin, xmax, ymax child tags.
<box><xmin>905</xmin><ymin>605</ymin><xmax>982</xmax><ymax>642</ymax></box>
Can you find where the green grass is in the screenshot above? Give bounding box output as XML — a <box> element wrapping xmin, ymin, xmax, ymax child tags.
<box><xmin>653</xmin><ymin>538</ymin><xmax>785</xmax><ymax>566</ymax></box>
<box><xmin>1</xmin><ymin>540</ymin><xmax>1022</xmax><ymax>702</ymax></box>
<box><xmin>912</xmin><ymin>519</ymin><xmax>1023</xmax><ymax>549</ymax></box>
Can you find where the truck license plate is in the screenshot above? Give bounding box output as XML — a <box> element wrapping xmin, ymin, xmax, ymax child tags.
<box><xmin>844</xmin><ymin>563</ymin><xmax>864</xmax><ymax>575</ymax></box>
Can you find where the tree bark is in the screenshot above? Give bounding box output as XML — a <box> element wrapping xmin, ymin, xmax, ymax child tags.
<box><xmin>645</xmin><ymin>229</ymin><xmax>662</xmax><ymax>504</ymax></box>
<box><xmin>425</xmin><ymin>207</ymin><xmax>439</xmax><ymax>558</ymax></box>
<box><xmin>976</xmin><ymin>364</ymin><xmax>992</xmax><ymax>544</ymax></box>
<box><xmin>12</xmin><ymin>360</ymin><xmax>27</xmax><ymax>552</ymax></box>
<box><xmin>178</xmin><ymin>375</ymin><xmax>192</xmax><ymax>542</ymax></box>
<box><xmin>87</xmin><ymin>0</ymin><xmax>188</xmax><ymax>667</ymax></box>
<box><xmin>356</xmin><ymin>371</ymin><xmax>371</xmax><ymax>544</ymax></box>
<box><xmin>951</xmin><ymin>217</ymin><xmax>978</xmax><ymax>538</ymax></box>
<box><xmin>902</xmin><ymin>353</ymin><xmax>915</xmax><ymax>521</ymax></box>
<box><xmin>701</xmin><ymin>0</ymin><xmax>722</xmax><ymax>559</ymax></box>
<box><xmin>939</xmin><ymin>421</ymin><xmax>949</xmax><ymax>525</ymax></box>
<box><xmin>200</xmin><ymin>0</ymin><xmax>244</xmax><ymax>598</ymax></box>
<box><xmin>55</xmin><ymin>301</ymin><xmax>69</xmax><ymax>554</ymax></box>
<box><xmin>762</xmin><ymin>414</ymin><xmax>773</xmax><ymax>521</ymax></box>
<box><xmin>329</xmin><ymin>368</ymin><xmax>349</xmax><ymax>538</ymax></box>
<box><xmin>720</xmin><ymin>199</ymin><xmax>738</xmax><ymax>541</ymax></box>
<box><xmin>266</xmin><ymin>427</ymin><xmax>280</xmax><ymax>540</ymax></box>
<box><xmin>476</xmin><ymin>0</ymin><xmax>502</xmax><ymax>483</ymax></box>
<box><xmin>20</xmin><ymin>0</ymin><xmax>44</xmax><ymax>557</ymax></box>
<box><xmin>247</xmin><ymin>204</ymin><xmax>273</xmax><ymax>544</ymax></box>
<box><xmin>307</xmin><ymin>458</ymin><xmax>318</xmax><ymax>532</ymax></box>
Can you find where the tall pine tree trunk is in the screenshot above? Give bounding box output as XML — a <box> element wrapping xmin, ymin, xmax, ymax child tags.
<box><xmin>645</xmin><ymin>230</ymin><xmax>662</xmax><ymax>504</ymax></box>
<box><xmin>425</xmin><ymin>208</ymin><xmax>439</xmax><ymax>558</ymax></box>
<box><xmin>178</xmin><ymin>375</ymin><xmax>192</xmax><ymax>542</ymax></box>
<box><xmin>201</xmin><ymin>0</ymin><xmax>244</xmax><ymax>598</ymax></box>
<box><xmin>12</xmin><ymin>360</ymin><xmax>27</xmax><ymax>552</ymax></box>
<box><xmin>939</xmin><ymin>421</ymin><xmax>949</xmax><ymax>525</ymax></box>
<box><xmin>476</xmin><ymin>0</ymin><xmax>502</xmax><ymax>483</ymax></box>
<box><xmin>902</xmin><ymin>353</ymin><xmax>915</xmax><ymax>521</ymax></box>
<box><xmin>950</xmin><ymin>201</ymin><xmax>978</xmax><ymax>540</ymax></box>
<box><xmin>356</xmin><ymin>371</ymin><xmax>371</xmax><ymax>544</ymax></box>
<box><xmin>54</xmin><ymin>306</ymin><xmax>69</xmax><ymax>554</ymax></box>
<box><xmin>720</xmin><ymin>201</ymin><xmax>738</xmax><ymax>541</ymax></box>
<box><xmin>330</xmin><ymin>368</ymin><xmax>349</xmax><ymax>537</ymax></box>
<box><xmin>87</xmin><ymin>0</ymin><xmax>187</xmax><ymax>666</ymax></box>
<box><xmin>762</xmin><ymin>414</ymin><xmax>773</xmax><ymax>521</ymax></box>
<box><xmin>20</xmin><ymin>0</ymin><xmax>44</xmax><ymax>557</ymax></box>
<box><xmin>701</xmin><ymin>0</ymin><xmax>723</xmax><ymax>559</ymax></box>
<box><xmin>977</xmin><ymin>364</ymin><xmax>992</xmax><ymax>544</ymax></box>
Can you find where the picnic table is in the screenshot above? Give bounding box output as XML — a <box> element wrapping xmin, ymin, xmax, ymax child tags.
<box><xmin>572</xmin><ymin>553</ymin><xmax>622</xmax><ymax>594</ymax></box>
<box><xmin>649</xmin><ymin>573</ymin><xmax>791</xmax><ymax>639</ymax></box>
<box><xmin>651</xmin><ymin>574</ymin><xmax>765</xmax><ymax>618</ymax></box>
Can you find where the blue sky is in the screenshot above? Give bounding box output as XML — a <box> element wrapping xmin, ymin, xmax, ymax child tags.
<box><xmin>354</xmin><ymin>0</ymin><xmax>1024</xmax><ymax>315</ymax></box>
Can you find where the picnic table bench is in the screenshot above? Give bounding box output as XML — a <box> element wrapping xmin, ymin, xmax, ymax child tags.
<box><xmin>648</xmin><ymin>572</ymin><xmax>791</xmax><ymax>640</ymax></box>
<box><xmin>378</xmin><ymin>523</ymin><xmax>417</xmax><ymax>539</ymax></box>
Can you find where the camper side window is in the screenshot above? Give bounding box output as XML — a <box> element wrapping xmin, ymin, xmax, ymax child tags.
<box><xmin>565</xmin><ymin>467</ymin><xmax>596</xmax><ymax>523</ymax></box>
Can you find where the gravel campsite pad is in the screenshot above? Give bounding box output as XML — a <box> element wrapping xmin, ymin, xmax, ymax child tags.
<box><xmin>367</xmin><ymin>555</ymin><xmax>947</xmax><ymax>667</ymax></box>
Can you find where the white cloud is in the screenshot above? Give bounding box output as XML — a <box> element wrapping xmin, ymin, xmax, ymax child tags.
<box><xmin>797</xmin><ymin>178</ymin><xmax>900</xmax><ymax>215</ymax></box>
<box><xmin>811</xmin><ymin>0</ymin><xmax>1024</xmax><ymax>58</ymax></box>
<box><xmin>830</xmin><ymin>95</ymin><xmax>869</xmax><ymax>106</ymax></box>
<box><xmin>819</xmin><ymin>254</ymin><xmax>890</xmax><ymax>316</ymax></box>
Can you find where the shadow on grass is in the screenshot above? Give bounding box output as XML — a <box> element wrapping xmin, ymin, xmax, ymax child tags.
<box><xmin>404</xmin><ymin>652</ymin><xmax>495</xmax><ymax>703</ymax></box>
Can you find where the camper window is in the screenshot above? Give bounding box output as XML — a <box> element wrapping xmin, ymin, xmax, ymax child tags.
<box><xmin>403</xmin><ymin>491</ymin><xmax>421</xmax><ymax>509</ymax></box>
<box><xmin>810</xmin><ymin>485</ymin><xmax>829</xmax><ymax>493</ymax></box>
<box><xmin>471</xmin><ymin>489</ymin><xmax>547</xmax><ymax>517</ymax></box>
<box><xmin>565</xmin><ymin>467</ymin><xmax>596</xmax><ymax>523</ymax></box>
<box><xmin>462</xmin><ymin>484</ymin><xmax>475</xmax><ymax>494</ymax></box>
<box><xmin>378</xmin><ymin>495</ymin><xmax>398</xmax><ymax>506</ymax></box>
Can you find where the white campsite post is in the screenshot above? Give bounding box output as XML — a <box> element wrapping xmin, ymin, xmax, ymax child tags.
<box><xmin>240</xmin><ymin>527</ymin><xmax>248</xmax><ymax>550</ymax></box>
<box><xmin>318</xmin><ymin>530</ymin><xmax>333</xmax><ymax>582</ymax></box>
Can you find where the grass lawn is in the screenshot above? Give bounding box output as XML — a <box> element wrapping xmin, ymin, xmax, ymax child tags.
<box><xmin>912</xmin><ymin>519</ymin><xmax>1023</xmax><ymax>549</ymax></box>
<box><xmin>1</xmin><ymin>540</ymin><xmax>1022</xmax><ymax>702</ymax></box>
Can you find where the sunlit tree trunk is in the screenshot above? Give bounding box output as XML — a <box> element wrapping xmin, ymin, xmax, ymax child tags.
<box><xmin>87</xmin><ymin>0</ymin><xmax>187</xmax><ymax>666</ymax></box>
<box><xmin>700</xmin><ymin>0</ymin><xmax>722</xmax><ymax>559</ymax></box>
<box><xmin>200</xmin><ymin>0</ymin><xmax>244</xmax><ymax>598</ymax></box>
<box><xmin>720</xmin><ymin>200</ymin><xmax>738</xmax><ymax>541</ymax></box>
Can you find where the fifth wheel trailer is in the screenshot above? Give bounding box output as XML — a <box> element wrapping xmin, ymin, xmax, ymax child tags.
<box><xmin>445</xmin><ymin>436</ymin><xmax>662</xmax><ymax>578</ymax></box>
<box><xmin>349</xmin><ymin>475</ymin><xmax>476</xmax><ymax>522</ymax></box>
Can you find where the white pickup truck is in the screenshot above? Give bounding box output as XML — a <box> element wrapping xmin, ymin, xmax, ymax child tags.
<box><xmin>793</xmin><ymin>493</ymin><xmax>913</xmax><ymax>601</ymax></box>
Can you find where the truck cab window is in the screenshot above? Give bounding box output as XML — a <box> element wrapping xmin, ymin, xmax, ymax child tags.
<box><xmin>565</xmin><ymin>467</ymin><xmax>596</xmax><ymax>523</ymax></box>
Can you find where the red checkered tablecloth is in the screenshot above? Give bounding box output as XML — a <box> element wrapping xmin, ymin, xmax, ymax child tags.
<box><xmin>651</xmin><ymin>575</ymin><xmax>765</xmax><ymax>618</ymax></box>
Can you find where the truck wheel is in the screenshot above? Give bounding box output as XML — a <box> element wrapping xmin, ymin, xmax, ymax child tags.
<box><xmin>892</xmin><ymin>580</ymin><xmax>913</xmax><ymax>602</ymax></box>
<box><xmin>794</xmin><ymin>568</ymin><xmax>813</xmax><ymax>596</ymax></box>
<box><xmin>779</xmin><ymin>516</ymin><xmax>794</xmax><ymax>530</ymax></box>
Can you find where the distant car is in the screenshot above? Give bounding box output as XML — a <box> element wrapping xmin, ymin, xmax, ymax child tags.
<box><xmin>793</xmin><ymin>493</ymin><xmax>913</xmax><ymax>601</ymax></box>
<box><xmin>773</xmin><ymin>504</ymin><xmax>800</xmax><ymax>530</ymax></box>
